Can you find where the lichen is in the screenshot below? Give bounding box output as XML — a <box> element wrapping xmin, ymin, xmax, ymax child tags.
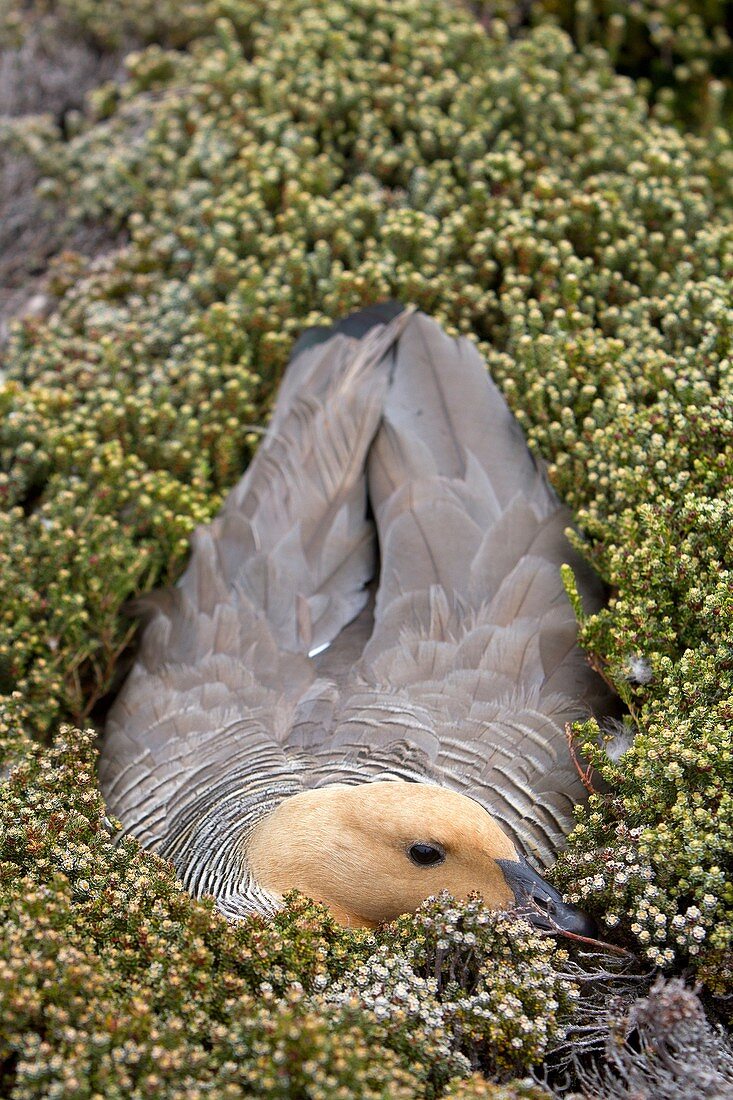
<box><xmin>572</xmin><ymin>977</ymin><xmax>733</xmax><ymax>1098</ymax></box>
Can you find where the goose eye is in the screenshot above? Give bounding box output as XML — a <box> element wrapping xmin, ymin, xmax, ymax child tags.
<box><xmin>408</xmin><ymin>842</ymin><xmax>445</xmax><ymax>866</ymax></box>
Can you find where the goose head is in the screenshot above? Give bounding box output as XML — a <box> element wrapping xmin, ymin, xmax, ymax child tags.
<box><xmin>245</xmin><ymin>781</ymin><xmax>595</xmax><ymax>932</ymax></box>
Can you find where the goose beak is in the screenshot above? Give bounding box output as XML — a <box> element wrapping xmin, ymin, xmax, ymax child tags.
<box><xmin>497</xmin><ymin>858</ymin><xmax>597</xmax><ymax>937</ymax></box>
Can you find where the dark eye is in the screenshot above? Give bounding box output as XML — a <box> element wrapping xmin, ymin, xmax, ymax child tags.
<box><xmin>408</xmin><ymin>842</ymin><xmax>445</xmax><ymax>867</ymax></box>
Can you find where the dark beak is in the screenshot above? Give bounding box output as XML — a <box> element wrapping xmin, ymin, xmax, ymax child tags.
<box><xmin>497</xmin><ymin>858</ymin><xmax>597</xmax><ymax>937</ymax></box>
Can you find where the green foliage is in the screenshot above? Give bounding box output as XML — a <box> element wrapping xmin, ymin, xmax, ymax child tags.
<box><xmin>467</xmin><ymin>0</ymin><xmax>732</xmax><ymax>130</ymax></box>
<box><xmin>369</xmin><ymin>896</ymin><xmax>578</xmax><ymax>1077</ymax></box>
<box><xmin>443</xmin><ymin>1077</ymin><xmax>551</xmax><ymax>1100</ymax></box>
<box><xmin>0</xmin><ymin>0</ymin><xmax>213</xmax><ymax>51</ymax></box>
<box><xmin>1</xmin><ymin>0</ymin><xmax>732</xmax><ymax>1091</ymax></box>
<box><xmin>0</xmin><ymin>729</ymin><xmax>570</xmax><ymax>1096</ymax></box>
<box><xmin>555</xmin><ymin>679</ymin><xmax>733</xmax><ymax>992</ymax></box>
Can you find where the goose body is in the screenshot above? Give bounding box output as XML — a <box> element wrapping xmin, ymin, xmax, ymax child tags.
<box><xmin>100</xmin><ymin>306</ymin><xmax>611</xmax><ymax>930</ymax></box>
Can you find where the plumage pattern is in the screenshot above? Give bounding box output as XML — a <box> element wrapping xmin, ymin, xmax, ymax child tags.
<box><xmin>100</xmin><ymin>305</ymin><xmax>613</xmax><ymax>916</ymax></box>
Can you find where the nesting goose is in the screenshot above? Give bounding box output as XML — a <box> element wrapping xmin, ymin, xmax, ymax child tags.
<box><xmin>100</xmin><ymin>305</ymin><xmax>612</xmax><ymax>932</ymax></box>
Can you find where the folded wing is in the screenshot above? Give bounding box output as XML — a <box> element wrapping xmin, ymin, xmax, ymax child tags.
<box><xmin>99</xmin><ymin>309</ymin><xmax>411</xmax><ymax>903</ymax></box>
<box><xmin>318</xmin><ymin>313</ymin><xmax>612</xmax><ymax>867</ymax></box>
<box><xmin>101</xmin><ymin>306</ymin><xmax>613</xmax><ymax>893</ymax></box>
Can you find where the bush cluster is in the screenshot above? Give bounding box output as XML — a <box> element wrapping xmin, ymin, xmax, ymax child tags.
<box><xmin>0</xmin><ymin>0</ymin><xmax>211</xmax><ymax>52</ymax></box>
<box><xmin>468</xmin><ymin>0</ymin><xmax>732</xmax><ymax>130</ymax></box>
<box><xmin>558</xmin><ymin>0</ymin><xmax>731</xmax><ymax>128</ymax></box>
<box><xmin>326</xmin><ymin>896</ymin><xmax>578</xmax><ymax>1080</ymax></box>
<box><xmin>0</xmin><ymin>727</ymin><xmax>573</xmax><ymax>1097</ymax></box>
<box><xmin>1</xmin><ymin>0</ymin><xmax>732</xmax><ymax>1093</ymax></box>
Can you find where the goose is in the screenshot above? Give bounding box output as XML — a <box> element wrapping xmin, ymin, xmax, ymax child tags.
<box><xmin>99</xmin><ymin>304</ymin><xmax>612</xmax><ymax>933</ymax></box>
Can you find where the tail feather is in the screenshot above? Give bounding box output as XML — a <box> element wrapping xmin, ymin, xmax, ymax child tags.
<box><xmin>345</xmin><ymin>311</ymin><xmax>614</xmax><ymax>865</ymax></box>
<box><xmin>365</xmin><ymin>313</ymin><xmax>604</xmax><ymax>664</ymax></box>
<box><xmin>288</xmin><ymin>300</ymin><xmax>405</xmax><ymax>361</ymax></box>
<box><xmin>173</xmin><ymin>308</ymin><xmax>412</xmax><ymax>656</ymax></box>
<box><xmin>368</xmin><ymin>315</ymin><xmax>550</xmax><ymax>509</ymax></box>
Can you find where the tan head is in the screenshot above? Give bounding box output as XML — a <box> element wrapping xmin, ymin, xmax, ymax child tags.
<box><xmin>245</xmin><ymin>781</ymin><xmax>594</xmax><ymax>932</ymax></box>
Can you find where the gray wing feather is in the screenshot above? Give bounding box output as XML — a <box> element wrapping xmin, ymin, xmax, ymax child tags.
<box><xmin>99</xmin><ymin>312</ymin><xmax>411</xmax><ymax>880</ymax></box>
<box><xmin>321</xmin><ymin>313</ymin><xmax>613</xmax><ymax>867</ymax></box>
<box><xmin>101</xmin><ymin>305</ymin><xmax>613</xmax><ymax>894</ymax></box>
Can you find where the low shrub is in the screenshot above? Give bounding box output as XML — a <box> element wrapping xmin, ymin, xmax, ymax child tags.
<box><xmin>1</xmin><ymin>0</ymin><xmax>731</xmax><ymax>1092</ymax></box>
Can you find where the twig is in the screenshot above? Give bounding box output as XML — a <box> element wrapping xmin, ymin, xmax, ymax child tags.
<box><xmin>555</xmin><ymin>928</ymin><xmax>636</xmax><ymax>959</ymax></box>
<box><xmin>565</xmin><ymin>722</ymin><xmax>598</xmax><ymax>795</ymax></box>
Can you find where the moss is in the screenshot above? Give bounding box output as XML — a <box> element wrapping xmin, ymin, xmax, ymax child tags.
<box><xmin>0</xmin><ymin>0</ymin><xmax>732</xmax><ymax>1091</ymax></box>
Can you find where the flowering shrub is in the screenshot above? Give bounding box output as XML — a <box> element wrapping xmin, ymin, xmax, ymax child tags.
<box><xmin>443</xmin><ymin>1076</ymin><xmax>551</xmax><ymax>1100</ymax></box>
<box><xmin>558</xmin><ymin>0</ymin><xmax>731</xmax><ymax>128</ymax></box>
<box><xmin>0</xmin><ymin>727</ymin><xmax>571</xmax><ymax>1096</ymax></box>
<box><xmin>467</xmin><ymin>0</ymin><xmax>732</xmax><ymax>129</ymax></box>
<box><xmin>324</xmin><ymin>896</ymin><xmax>578</xmax><ymax>1080</ymax></box>
<box><xmin>1</xmin><ymin>0</ymin><xmax>732</xmax><ymax>1093</ymax></box>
